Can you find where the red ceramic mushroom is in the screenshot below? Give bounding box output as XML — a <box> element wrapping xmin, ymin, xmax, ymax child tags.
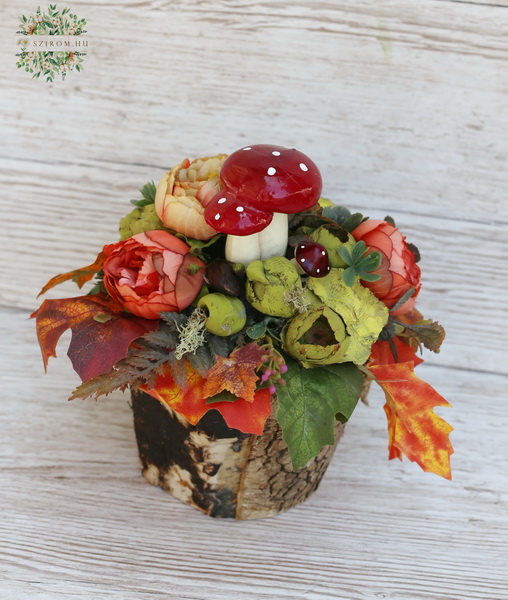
<box><xmin>204</xmin><ymin>144</ymin><xmax>323</xmax><ymax>264</ymax></box>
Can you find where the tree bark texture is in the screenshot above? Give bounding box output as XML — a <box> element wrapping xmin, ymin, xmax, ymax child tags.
<box><xmin>131</xmin><ymin>381</ymin><xmax>370</xmax><ymax>520</ymax></box>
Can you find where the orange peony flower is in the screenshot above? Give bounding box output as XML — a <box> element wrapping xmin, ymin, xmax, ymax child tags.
<box><xmin>155</xmin><ymin>154</ymin><xmax>227</xmax><ymax>241</ymax></box>
<box><xmin>102</xmin><ymin>231</ymin><xmax>205</xmax><ymax>319</ymax></box>
<box><xmin>352</xmin><ymin>220</ymin><xmax>421</xmax><ymax>316</ymax></box>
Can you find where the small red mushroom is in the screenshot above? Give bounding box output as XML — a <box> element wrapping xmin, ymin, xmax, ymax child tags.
<box><xmin>204</xmin><ymin>144</ymin><xmax>322</xmax><ymax>264</ymax></box>
<box><xmin>295</xmin><ymin>242</ymin><xmax>331</xmax><ymax>278</ymax></box>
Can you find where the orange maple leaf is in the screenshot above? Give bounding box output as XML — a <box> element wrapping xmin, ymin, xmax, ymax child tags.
<box><xmin>370</xmin><ymin>337</ymin><xmax>424</xmax><ymax>367</ymax></box>
<box><xmin>38</xmin><ymin>251</ymin><xmax>107</xmax><ymax>297</ymax></box>
<box><xmin>202</xmin><ymin>342</ymin><xmax>266</xmax><ymax>403</ymax></box>
<box><xmin>144</xmin><ymin>362</ymin><xmax>209</xmax><ymax>425</ymax></box>
<box><xmin>369</xmin><ymin>361</ymin><xmax>454</xmax><ymax>479</ymax></box>
<box><xmin>144</xmin><ymin>363</ymin><xmax>272</xmax><ymax>435</ymax></box>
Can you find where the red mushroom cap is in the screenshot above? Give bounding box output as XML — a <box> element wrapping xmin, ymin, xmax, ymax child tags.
<box><xmin>204</xmin><ymin>144</ymin><xmax>322</xmax><ymax>236</ymax></box>
<box><xmin>205</xmin><ymin>190</ymin><xmax>273</xmax><ymax>236</ymax></box>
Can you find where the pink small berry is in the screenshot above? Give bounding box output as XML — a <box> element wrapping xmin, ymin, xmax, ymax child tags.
<box><xmin>280</xmin><ymin>364</ymin><xmax>288</xmax><ymax>373</ymax></box>
<box><xmin>269</xmin><ymin>384</ymin><xmax>276</xmax><ymax>394</ymax></box>
<box><xmin>261</xmin><ymin>371</ymin><xmax>270</xmax><ymax>382</ymax></box>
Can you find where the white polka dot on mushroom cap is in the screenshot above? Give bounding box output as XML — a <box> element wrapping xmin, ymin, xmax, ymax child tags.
<box><xmin>272</xmin><ymin>151</ymin><xmax>281</xmax><ymax>156</ymax></box>
<box><xmin>243</xmin><ymin>147</ymin><xmax>251</xmax><ymax>151</ymax></box>
<box><xmin>300</xmin><ymin>258</ymin><xmax>305</xmax><ymax>263</ymax></box>
<box><xmin>214</xmin><ymin>213</ymin><xmax>221</xmax><ymax>220</ymax></box>
<box><xmin>218</xmin><ymin>197</ymin><xmax>227</xmax><ymax>204</ymax></box>
<box><xmin>236</xmin><ymin>206</ymin><xmax>244</xmax><ymax>212</ymax></box>
<box><xmin>299</xmin><ymin>163</ymin><xmax>308</xmax><ymax>172</ymax></box>
<box><xmin>267</xmin><ymin>167</ymin><xmax>276</xmax><ymax>176</ymax></box>
<box><xmin>321</xmin><ymin>250</ymin><xmax>326</xmax><ymax>256</ymax></box>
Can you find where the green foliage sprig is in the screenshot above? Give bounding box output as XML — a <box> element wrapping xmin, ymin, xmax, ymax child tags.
<box><xmin>130</xmin><ymin>181</ymin><xmax>157</xmax><ymax>207</ymax></box>
<box><xmin>322</xmin><ymin>205</ymin><xmax>367</xmax><ymax>232</ymax></box>
<box><xmin>338</xmin><ymin>241</ymin><xmax>382</xmax><ymax>287</ymax></box>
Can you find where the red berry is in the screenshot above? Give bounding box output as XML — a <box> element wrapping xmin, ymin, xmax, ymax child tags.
<box><xmin>295</xmin><ymin>241</ymin><xmax>331</xmax><ymax>278</ymax></box>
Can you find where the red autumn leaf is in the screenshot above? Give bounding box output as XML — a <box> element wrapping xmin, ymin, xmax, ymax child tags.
<box><xmin>202</xmin><ymin>342</ymin><xmax>266</xmax><ymax>403</ymax></box>
<box><xmin>32</xmin><ymin>294</ymin><xmax>158</xmax><ymax>381</ymax></box>
<box><xmin>370</xmin><ymin>337</ymin><xmax>424</xmax><ymax>367</ymax></box>
<box><xmin>369</xmin><ymin>361</ymin><xmax>454</xmax><ymax>480</ymax></box>
<box><xmin>144</xmin><ymin>363</ymin><xmax>209</xmax><ymax>425</ymax></box>
<box><xmin>38</xmin><ymin>251</ymin><xmax>107</xmax><ymax>297</ymax></box>
<box><xmin>210</xmin><ymin>389</ymin><xmax>272</xmax><ymax>435</ymax></box>
<box><xmin>397</xmin><ymin>307</ymin><xmax>424</xmax><ymax>325</ymax></box>
<box><xmin>144</xmin><ymin>363</ymin><xmax>272</xmax><ymax>435</ymax></box>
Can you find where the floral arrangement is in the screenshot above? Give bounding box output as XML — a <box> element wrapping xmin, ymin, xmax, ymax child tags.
<box><xmin>34</xmin><ymin>145</ymin><xmax>453</xmax><ymax>478</ymax></box>
<box><xmin>16</xmin><ymin>5</ymin><xmax>86</xmax><ymax>82</ymax></box>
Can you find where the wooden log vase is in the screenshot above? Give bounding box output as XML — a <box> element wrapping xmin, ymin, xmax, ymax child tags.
<box><xmin>132</xmin><ymin>381</ymin><xmax>370</xmax><ymax>520</ymax></box>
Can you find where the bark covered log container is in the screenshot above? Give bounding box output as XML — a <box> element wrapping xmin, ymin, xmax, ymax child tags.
<box><xmin>132</xmin><ymin>386</ymin><xmax>367</xmax><ymax>520</ymax></box>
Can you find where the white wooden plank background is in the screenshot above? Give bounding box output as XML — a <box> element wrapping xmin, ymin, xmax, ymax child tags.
<box><xmin>1</xmin><ymin>0</ymin><xmax>507</xmax><ymax>598</ymax></box>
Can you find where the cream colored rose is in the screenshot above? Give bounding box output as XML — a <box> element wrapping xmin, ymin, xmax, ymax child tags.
<box><xmin>155</xmin><ymin>154</ymin><xmax>227</xmax><ymax>241</ymax></box>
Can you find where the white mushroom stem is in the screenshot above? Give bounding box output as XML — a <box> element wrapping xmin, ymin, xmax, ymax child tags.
<box><xmin>225</xmin><ymin>212</ymin><xmax>289</xmax><ymax>266</ymax></box>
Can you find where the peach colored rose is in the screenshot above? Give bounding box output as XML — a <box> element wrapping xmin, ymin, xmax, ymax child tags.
<box><xmin>102</xmin><ymin>230</ymin><xmax>205</xmax><ymax>319</ymax></box>
<box><xmin>352</xmin><ymin>220</ymin><xmax>421</xmax><ymax>316</ymax></box>
<box><xmin>155</xmin><ymin>154</ymin><xmax>227</xmax><ymax>241</ymax></box>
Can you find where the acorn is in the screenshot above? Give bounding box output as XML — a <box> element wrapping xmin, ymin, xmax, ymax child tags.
<box><xmin>205</xmin><ymin>260</ymin><xmax>244</xmax><ymax>296</ymax></box>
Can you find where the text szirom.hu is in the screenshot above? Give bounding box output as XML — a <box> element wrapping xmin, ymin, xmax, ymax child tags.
<box><xmin>17</xmin><ymin>36</ymin><xmax>90</xmax><ymax>51</ymax></box>
<box><xmin>33</xmin><ymin>40</ymin><xmax>87</xmax><ymax>47</ymax></box>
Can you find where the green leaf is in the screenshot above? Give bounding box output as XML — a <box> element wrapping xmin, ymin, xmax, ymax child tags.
<box><xmin>246</xmin><ymin>321</ymin><xmax>267</xmax><ymax>340</ymax></box>
<box><xmin>351</xmin><ymin>240</ymin><xmax>366</xmax><ymax>263</ymax></box>
<box><xmin>140</xmin><ymin>181</ymin><xmax>156</xmax><ymax>203</ymax></box>
<box><xmin>187</xmin><ymin>344</ymin><xmax>214</xmax><ymax>376</ymax></box>
<box><xmin>276</xmin><ymin>358</ymin><xmax>364</xmax><ymax>469</ymax></box>
<box><xmin>407</xmin><ymin>242</ymin><xmax>421</xmax><ymax>263</ymax></box>
<box><xmin>341</xmin><ymin>213</ymin><xmax>365</xmax><ymax>232</ymax></box>
<box><xmin>384</xmin><ymin>215</ymin><xmax>396</xmax><ymax>227</ymax></box>
<box><xmin>341</xmin><ymin>267</ymin><xmax>357</xmax><ymax>287</ymax></box>
<box><xmin>206</xmin><ymin>390</ymin><xmax>238</xmax><ymax>404</ymax></box>
<box><xmin>207</xmin><ymin>333</ymin><xmax>233</xmax><ymax>357</ymax></box>
<box><xmin>322</xmin><ymin>205</ymin><xmax>351</xmax><ymax>224</ymax></box>
<box><xmin>321</xmin><ymin>207</ymin><xmax>367</xmax><ymax>233</ymax></box>
<box><xmin>130</xmin><ymin>182</ymin><xmax>157</xmax><ymax>208</ymax></box>
<box><xmin>339</xmin><ymin>242</ymin><xmax>381</xmax><ymax>285</ymax></box>
<box><xmin>359</xmin><ymin>251</ymin><xmax>381</xmax><ymax>271</ymax></box>
<box><xmin>338</xmin><ymin>245</ymin><xmax>352</xmax><ymax>266</ymax></box>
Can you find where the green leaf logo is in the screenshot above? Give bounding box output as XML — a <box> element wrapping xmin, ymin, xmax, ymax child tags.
<box><xmin>15</xmin><ymin>4</ymin><xmax>88</xmax><ymax>82</ymax></box>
